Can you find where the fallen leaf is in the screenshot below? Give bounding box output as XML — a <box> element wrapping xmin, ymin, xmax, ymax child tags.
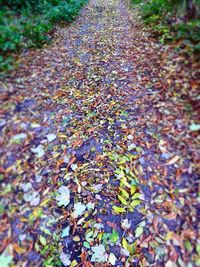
<box><xmin>166</xmin><ymin>155</ymin><xmax>180</xmax><ymax>165</ymax></box>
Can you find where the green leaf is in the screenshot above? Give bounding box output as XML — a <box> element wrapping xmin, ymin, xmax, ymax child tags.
<box><xmin>129</xmin><ymin>171</ymin><xmax>137</xmax><ymax>179</ymax></box>
<box><xmin>132</xmin><ymin>193</ymin><xmax>140</xmax><ymax>200</ymax></box>
<box><xmin>83</xmin><ymin>241</ymin><xmax>91</xmax><ymax>249</ymax></box>
<box><xmin>120</xmin><ymin>176</ymin><xmax>131</xmax><ymax>188</ymax></box>
<box><xmin>197</xmin><ymin>243</ymin><xmax>200</xmax><ymax>255</ymax></box>
<box><xmin>185</xmin><ymin>240</ymin><xmax>192</xmax><ymax>252</ymax></box>
<box><xmin>109</xmin><ymin>230</ymin><xmax>119</xmax><ymax>244</ymax></box>
<box><xmin>118</xmin><ymin>195</ymin><xmax>128</xmax><ymax>205</ymax></box>
<box><xmin>85</xmin><ymin>230</ymin><xmax>94</xmax><ymax>238</ymax></box>
<box><xmin>113</xmin><ymin>205</ymin><xmax>126</xmax><ymax>213</ymax></box>
<box><xmin>39</xmin><ymin>235</ymin><xmax>47</xmax><ymax>246</ymax></box>
<box><xmin>131</xmin><ymin>185</ymin><xmax>137</xmax><ymax>195</ymax></box>
<box><xmin>56</xmin><ymin>186</ymin><xmax>70</xmax><ymax>207</ymax></box>
<box><xmin>128</xmin><ymin>243</ymin><xmax>136</xmax><ymax>255</ymax></box>
<box><xmin>130</xmin><ymin>199</ymin><xmax>141</xmax><ymax>207</ymax></box>
<box><xmin>119</xmin><ymin>188</ymin><xmax>129</xmax><ymax>198</ymax></box>
<box><xmin>122</xmin><ymin>238</ymin><xmax>135</xmax><ymax>255</ymax></box>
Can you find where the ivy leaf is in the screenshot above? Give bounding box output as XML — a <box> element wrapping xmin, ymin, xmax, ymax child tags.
<box><xmin>109</xmin><ymin>230</ymin><xmax>119</xmax><ymax>244</ymax></box>
<box><xmin>56</xmin><ymin>186</ymin><xmax>70</xmax><ymax>207</ymax></box>
<box><xmin>60</xmin><ymin>252</ymin><xmax>71</xmax><ymax>266</ymax></box>
<box><xmin>31</xmin><ymin>145</ymin><xmax>45</xmax><ymax>158</ymax></box>
<box><xmin>61</xmin><ymin>226</ymin><xmax>70</xmax><ymax>238</ymax></box>
<box><xmin>73</xmin><ymin>202</ymin><xmax>86</xmax><ymax>218</ymax></box>
<box><xmin>91</xmin><ymin>244</ymin><xmax>108</xmax><ymax>263</ymax></box>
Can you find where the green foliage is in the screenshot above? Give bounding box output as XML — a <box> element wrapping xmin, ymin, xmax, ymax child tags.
<box><xmin>132</xmin><ymin>0</ymin><xmax>200</xmax><ymax>52</ymax></box>
<box><xmin>0</xmin><ymin>0</ymin><xmax>87</xmax><ymax>75</ymax></box>
<box><xmin>141</xmin><ymin>0</ymin><xmax>172</xmax><ymax>20</ymax></box>
<box><xmin>175</xmin><ymin>19</ymin><xmax>200</xmax><ymax>42</ymax></box>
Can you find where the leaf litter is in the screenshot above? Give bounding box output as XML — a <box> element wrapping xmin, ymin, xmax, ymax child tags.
<box><xmin>0</xmin><ymin>0</ymin><xmax>199</xmax><ymax>266</ymax></box>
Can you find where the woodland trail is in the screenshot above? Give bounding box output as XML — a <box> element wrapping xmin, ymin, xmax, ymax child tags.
<box><xmin>0</xmin><ymin>0</ymin><xmax>199</xmax><ymax>266</ymax></box>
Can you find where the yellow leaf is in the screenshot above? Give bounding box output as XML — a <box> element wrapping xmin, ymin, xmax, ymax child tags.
<box><xmin>52</xmin><ymin>152</ymin><xmax>60</xmax><ymax>158</ymax></box>
<box><xmin>122</xmin><ymin>238</ymin><xmax>128</xmax><ymax>249</ymax></box>
<box><xmin>120</xmin><ymin>177</ymin><xmax>131</xmax><ymax>188</ymax></box>
<box><xmin>113</xmin><ymin>205</ymin><xmax>126</xmax><ymax>213</ymax></box>
<box><xmin>129</xmin><ymin>171</ymin><xmax>137</xmax><ymax>179</ymax></box>
<box><xmin>33</xmin><ymin>207</ymin><xmax>42</xmax><ymax>218</ymax></box>
<box><xmin>165</xmin><ymin>231</ymin><xmax>174</xmax><ymax>240</ymax></box>
<box><xmin>118</xmin><ymin>195</ymin><xmax>128</xmax><ymax>205</ymax></box>
<box><xmin>131</xmin><ymin>185</ymin><xmax>137</xmax><ymax>195</ymax></box>
<box><xmin>119</xmin><ymin>188</ymin><xmax>129</xmax><ymax>198</ymax></box>
<box><xmin>70</xmin><ymin>260</ymin><xmax>78</xmax><ymax>267</ymax></box>
<box><xmin>127</xmin><ymin>243</ymin><xmax>136</xmax><ymax>255</ymax></box>
<box><xmin>58</xmin><ymin>134</ymin><xmax>68</xmax><ymax>139</ymax></box>
<box><xmin>98</xmin><ymin>232</ymin><xmax>103</xmax><ymax>241</ymax></box>
<box><xmin>132</xmin><ymin>167</ymin><xmax>139</xmax><ymax>175</ymax></box>
<box><xmin>122</xmin><ymin>238</ymin><xmax>136</xmax><ymax>255</ymax></box>
<box><xmin>132</xmin><ymin>193</ymin><xmax>140</xmax><ymax>200</ymax></box>
<box><xmin>130</xmin><ymin>200</ymin><xmax>141</xmax><ymax>207</ymax></box>
<box><xmin>40</xmin><ymin>198</ymin><xmax>49</xmax><ymax>207</ymax></box>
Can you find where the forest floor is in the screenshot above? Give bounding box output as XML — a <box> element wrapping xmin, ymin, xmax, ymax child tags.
<box><xmin>0</xmin><ymin>0</ymin><xmax>199</xmax><ymax>266</ymax></box>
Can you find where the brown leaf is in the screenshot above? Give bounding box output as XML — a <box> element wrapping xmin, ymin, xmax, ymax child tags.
<box><xmin>166</xmin><ymin>155</ymin><xmax>180</xmax><ymax>165</ymax></box>
<box><xmin>153</xmin><ymin>217</ymin><xmax>159</xmax><ymax>235</ymax></box>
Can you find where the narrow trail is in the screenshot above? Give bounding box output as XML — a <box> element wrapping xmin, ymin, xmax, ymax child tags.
<box><xmin>0</xmin><ymin>0</ymin><xmax>199</xmax><ymax>266</ymax></box>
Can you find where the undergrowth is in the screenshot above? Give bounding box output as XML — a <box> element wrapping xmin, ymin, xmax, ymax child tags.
<box><xmin>132</xmin><ymin>0</ymin><xmax>200</xmax><ymax>54</ymax></box>
<box><xmin>0</xmin><ymin>0</ymin><xmax>88</xmax><ymax>76</ymax></box>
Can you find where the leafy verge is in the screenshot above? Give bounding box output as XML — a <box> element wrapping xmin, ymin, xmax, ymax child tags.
<box><xmin>0</xmin><ymin>0</ymin><xmax>88</xmax><ymax>75</ymax></box>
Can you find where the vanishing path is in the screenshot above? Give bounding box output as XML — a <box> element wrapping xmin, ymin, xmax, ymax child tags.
<box><xmin>0</xmin><ymin>0</ymin><xmax>199</xmax><ymax>266</ymax></box>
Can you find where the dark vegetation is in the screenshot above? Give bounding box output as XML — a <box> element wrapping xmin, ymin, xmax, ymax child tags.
<box><xmin>0</xmin><ymin>0</ymin><xmax>87</xmax><ymax>75</ymax></box>
<box><xmin>132</xmin><ymin>0</ymin><xmax>200</xmax><ymax>53</ymax></box>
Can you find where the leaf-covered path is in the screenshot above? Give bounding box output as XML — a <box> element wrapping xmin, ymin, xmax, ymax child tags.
<box><xmin>0</xmin><ymin>0</ymin><xmax>199</xmax><ymax>266</ymax></box>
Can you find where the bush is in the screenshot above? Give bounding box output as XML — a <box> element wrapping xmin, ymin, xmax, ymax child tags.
<box><xmin>0</xmin><ymin>0</ymin><xmax>87</xmax><ymax>75</ymax></box>
<box><xmin>132</xmin><ymin>0</ymin><xmax>200</xmax><ymax>52</ymax></box>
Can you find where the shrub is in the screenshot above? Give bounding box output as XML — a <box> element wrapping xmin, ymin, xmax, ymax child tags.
<box><xmin>132</xmin><ymin>0</ymin><xmax>200</xmax><ymax>52</ymax></box>
<box><xmin>0</xmin><ymin>0</ymin><xmax>88</xmax><ymax>75</ymax></box>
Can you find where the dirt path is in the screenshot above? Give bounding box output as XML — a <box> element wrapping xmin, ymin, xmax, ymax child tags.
<box><xmin>0</xmin><ymin>0</ymin><xmax>199</xmax><ymax>266</ymax></box>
